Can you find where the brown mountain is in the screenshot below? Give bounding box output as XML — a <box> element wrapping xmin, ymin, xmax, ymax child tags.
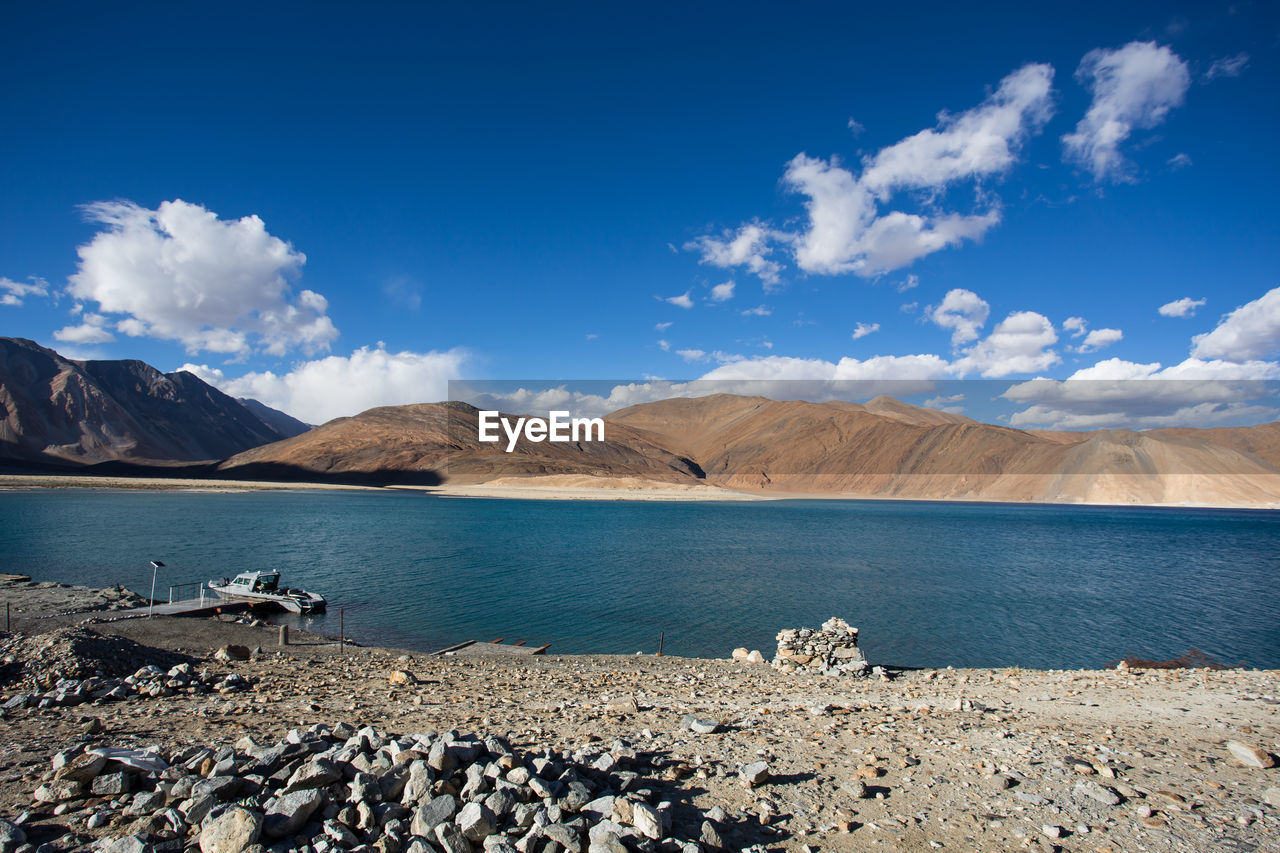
<box><xmin>0</xmin><ymin>338</ymin><xmax>309</xmax><ymax>467</ymax></box>
<box><xmin>218</xmin><ymin>402</ymin><xmax>704</xmax><ymax>486</ymax></box>
<box><xmin>604</xmin><ymin>394</ymin><xmax>1280</xmax><ymax>505</ymax></box>
<box><xmin>215</xmin><ymin>391</ymin><xmax>1280</xmax><ymax>506</ymax></box>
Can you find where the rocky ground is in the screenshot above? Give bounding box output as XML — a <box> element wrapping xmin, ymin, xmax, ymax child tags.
<box><xmin>0</xmin><ymin>578</ymin><xmax>1276</xmax><ymax>853</ymax></box>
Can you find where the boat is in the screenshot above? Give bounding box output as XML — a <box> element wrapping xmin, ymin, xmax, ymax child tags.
<box><xmin>206</xmin><ymin>570</ymin><xmax>327</xmax><ymax>614</ymax></box>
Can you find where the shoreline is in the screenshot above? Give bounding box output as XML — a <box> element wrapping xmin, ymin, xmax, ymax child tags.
<box><xmin>0</xmin><ymin>577</ymin><xmax>1276</xmax><ymax>851</ymax></box>
<box><xmin>5</xmin><ymin>471</ymin><xmax>1280</xmax><ymax>511</ymax></box>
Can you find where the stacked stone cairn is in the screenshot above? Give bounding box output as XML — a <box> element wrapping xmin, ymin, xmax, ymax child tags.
<box><xmin>772</xmin><ymin>617</ymin><xmax>876</xmax><ymax>677</ymax></box>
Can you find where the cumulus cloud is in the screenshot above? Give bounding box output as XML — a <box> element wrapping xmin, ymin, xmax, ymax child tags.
<box><xmin>1158</xmin><ymin>296</ymin><xmax>1205</xmax><ymax>317</ymax></box>
<box><xmin>851</xmin><ymin>322</ymin><xmax>880</xmax><ymax>339</ymax></box>
<box><xmin>1</xmin><ymin>276</ymin><xmax>49</xmax><ymax>307</ymax></box>
<box><xmin>654</xmin><ymin>321</ymin><xmax>673</xmax><ymax>331</ymax></box>
<box><xmin>895</xmin><ymin>274</ymin><xmax>919</xmax><ymax>293</ymax></box>
<box><xmin>182</xmin><ymin>344</ymin><xmax>467</xmax><ymax>424</ymax></box>
<box><xmin>923</xmin><ymin>393</ymin><xmax>965</xmax><ymax>414</ymax></box>
<box><xmin>676</xmin><ymin>349</ymin><xmax>707</xmax><ymax>362</ymax></box>
<box><xmin>688</xmin><ymin>63</ymin><xmax>1054</xmax><ymax>280</ymax></box>
<box><xmin>954</xmin><ymin>311</ymin><xmax>1060</xmax><ymax>377</ymax></box>
<box><xmin>709</xmin><ymin>281</ymin><xmax>735</xmax><ymax>302</ymax></box>
<box><xmin>1062</xmin><ymin>316</ymin><xmax>1087</xmax><ymax>337</ymax></box>
<box><xmin>1063</xmin><ymin>41</ymin><xmax>1191</xmax><ymax>182</ymax></box>
<box><xmin>929</xmin><ymin>288</ymin><xmax>990</xmax><ymax>345</ymax></box>
<box><xmin>53</xmin><ymin>313</ymin><xmax>116</xmax><ymax>344</ymax></box>
<box><xmin>1004</xmin><ymin>357</ymin><xmax>1280</xmax><ymax>429</ymax></box>
<box><xmin>741</xmin><ymin>305</ymin><xmax>771</xmax><ymax>317</ymax></box>
<box><xmin>662</xmin><ymin>291</ymin><xmax>694</xmax><ymax>309</ymax></box>
<box><xmin>685</xmin><ymin>223</ymin><xmax>783</xmax><ymax>287</ymax></box>
<box><xmin>1191</xmin><ymin>286</ymin><xmax>1280</xmax><ymax>362</ymax></box>
<box><xmin>1076</xmin><ymin>327</ymin><xmax>1123</xmax><ymax>353</ymax></box>
<box><xmin>67</xmin><ymin>199</ymin><xmax>338</xmax><ymax>357</ymax></box>
<box><xmin>657</xmin><ymin>339</ymin><xmax>671</xmax><ymax>351</ymax></box>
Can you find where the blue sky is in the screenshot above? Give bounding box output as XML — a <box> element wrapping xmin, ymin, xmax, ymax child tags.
<box><xmin>2</xmin><ymin>1</ymin><xmax>1278</xmax><ymax>427</ymax></box>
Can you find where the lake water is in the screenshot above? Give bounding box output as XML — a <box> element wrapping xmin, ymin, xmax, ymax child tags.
<box><xmin>2</xmin><ymin>488</ymin><xmax>1277</xmax><ymax>669</ymax></box>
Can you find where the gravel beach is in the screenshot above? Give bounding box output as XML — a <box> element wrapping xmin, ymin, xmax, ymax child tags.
<box><xmin>0</xmin><ymin>576</ymin><xmax>1276</xmax><ymax>853</ymax></box>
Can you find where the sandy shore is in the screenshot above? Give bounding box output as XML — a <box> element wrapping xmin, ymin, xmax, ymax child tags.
<box><xmin>0</xmin><ymin>474</ymin><xmax>377</xmax><ymax>493</ymax></box>
<box><xmin>0</xmin><ymin>577</ymin><xmax>1276</xmax><ymax>852</ymax></box>
<box><xmin>412</xmin><ymin>475</ymin><xmax>769</xmax><ymax>502</ymax></box>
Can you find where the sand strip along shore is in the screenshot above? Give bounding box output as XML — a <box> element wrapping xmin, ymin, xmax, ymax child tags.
<box><xmin>0</xmin><ymin>576</ymin><xmax>1275</xmax><ymax>852</ymax></box>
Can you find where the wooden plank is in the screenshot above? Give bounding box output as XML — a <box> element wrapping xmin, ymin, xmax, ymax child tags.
<box><xmin>433</xmin><ymin>640</ymin><xmax>476</xmax><ymax>655</ymax></box>
<box><xmin>530</xmin><ymin>643</ymin><xmax>551</xmax><ymax>655</ymax></box>
<box><xmin>513</xmin><ymin>640</ymin><xmax>527</xmax><ymax>647</ymax></box>
<box><xmin>489</xmin><ymin>637</ymin><xmax>504</xmax><ymax>644</ymax></box>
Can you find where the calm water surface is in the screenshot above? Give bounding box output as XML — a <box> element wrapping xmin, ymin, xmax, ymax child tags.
<box><xmin>1</xmin><ymin>489</ymin><xmax>1276</xmax><ymax>669</ymax></box>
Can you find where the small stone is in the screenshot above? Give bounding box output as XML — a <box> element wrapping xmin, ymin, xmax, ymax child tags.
<box><xmin>82</xmin><ymin>718</ymin><xmax>104</xmax><ymax>735</ymax></box>
<box><xmin>263</xmin><ymin>788</ymin><xmax>325</xmax><ymax>838</ymax></box>
<box><xmin>1226</xmin><ymin>740</ymin><xmax>1276</xmax><ymax>769</ymax></box>
<box><xmin>199</xmin><ymin>806</ymin><xmax>263</xmax><ymax>853</ymax></box>
<box><xmin>33</xmin><ymin>780</ymin><xmax>83</xmax><ymax>803</ymax></box>
<box><xmin>631</xmin><ymin>802</ymin><xmax>662</xmax><ymax>840</ymax></box>
<box><xmin>457</xmin><ymin>802</ymin><xmax>495</xmax><ymax>842</ymax></box>
<box><xmin>700</xmin><ymin>820</ymin><xmax>724</xmax><ymax>849</ymax></box>
<box><xmin>284</xmin><ymin>758</ymin><xmax>342</xmax><ymax>792</ymax></box>
<box><xmin>1041</xmin><ymin>825</ymin><xmax>1063</xmax><ymax>839</ymax></box>
<box><xmin>1072</xmin><ymin>779</ymin><xmax>1122</xmax><ymax>807</ymax></box>
<box><xmin>213</xmin><ymin>645</ymin><xmax>251</xmax><ymax>662</ymax></box>
<box><xmin>54</xmin><ymin>752</ymin><xmax>106</xmax><ymax>783</ymax></box>
<box><xmin>741</xmin><ymin>760</ymin><xmax>769</xmax><ymax>787</ymax></box>
<box><xmin>1264</xmin><ymin>787</ymin><xmax>1280</xmax><ymax>808</ymax></box>
<box><xmin>434</xmin><ymin>821</ymin><xmax>470</xmax><ymax>853</ymax></box>
<box><xmin>388</xmin><ymin>670</ymin><xmax>414</xmax><ymax>686</ymax></box>
<box><xmin>681</xmin><ymin>715</ymin><xmax>720</xmax><ymax>735</ymax></box>
<box><xmin>843</xmin><ymin>780</ymin><xmax>869</xmax><ymax>799</ymax></box>
<box><xmin>605</xmin><ymin>696</ymin><xmax>638</xmax><ymax>715</ymax></box>
<box><xmin>86</xmin><ymin>811</ymin><xmax>111</xmax><ymax>830</ymax></box>
<box><xmin>410</xmin><ymin>794</ymin><xmax>457</xmax><ymax>837</ymax></box>
<box><xmin>91</xmin><ymin>772</ymin><xmax>133</xmax><ymax>797</ymax></box>
<box><xmin>0</xmin><ymin>819</ymin><xmax>25</xmax><ymax>853</ymax></box>
<box><xmin>745</xmin><ymin>650</ymin><xmax>765</xmax><ymax>664</ymax></box>
<box><xmin>731</xmin><ymin>648</ymin><xmax>750</xmax><ymax>661</ymax></box>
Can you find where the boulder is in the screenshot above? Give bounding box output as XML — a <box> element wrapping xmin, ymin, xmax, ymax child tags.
<box><xmin>199</xmin><ymin>806</ymin><xmax>263</xmax><ymax>853</ymax></box>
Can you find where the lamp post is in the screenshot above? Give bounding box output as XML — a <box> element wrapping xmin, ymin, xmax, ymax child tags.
<box><xmin>148</xmin><ymin>560</ymin><xmax>165</xmax><ymax>618</ymax></box>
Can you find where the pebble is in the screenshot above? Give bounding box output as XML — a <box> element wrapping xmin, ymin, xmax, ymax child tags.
<box><xmin>1226</xmin><ymin>740</ymin><xmax>1276</xmax><ymax>769</ymax></box>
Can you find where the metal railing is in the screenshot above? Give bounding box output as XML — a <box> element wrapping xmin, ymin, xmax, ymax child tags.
<box><xmin>167</xmin><ymin>581</ymin><xmax>207</xmax><ymax>605</ymax></box>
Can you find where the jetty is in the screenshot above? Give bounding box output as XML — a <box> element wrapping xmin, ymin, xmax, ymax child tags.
<box><xmin>92</xmin><ymin>597</ymin><xmax>251</xmax><ymax>622</ymax></box>
<box><xmin>433</xmin><ymin>637</ymin><xmax>551</xmax><ymax>657</ymax></box>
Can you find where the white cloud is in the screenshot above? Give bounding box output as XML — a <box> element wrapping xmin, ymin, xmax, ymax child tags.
<box><xmin>895</xmin><ymin>274</ymin><xmax>919</xmax><ymax>293</ymax></box>
<box><xmin>851</xmin><ymin>322</ymin><xmax>880</xmax><ymax>339</ymax></box>
<box><xmin>654</xmin><ymin>321</ymin><xmax>673</xmax><ymax>331</ymax></box>
<box><xmin>690</xmin><ymin>62</ymin><xmax>1054</xmax><ymax>280</ymax></box>
<box><xmin>1158</xmin><ymin>296</ymin><xmax>1205</xmax><ymax>317</ymax></box>
<box><xmin>663</xmin><ymin>291</ymin><xmax>694</xmax><ymax>309</ymax></box>
<box><xmin>1204</xmin><ymin>53</ymin><xmax>1249</xmax><ymax>81</ymax></box>
<box><xmin>657</xmin><ymin>339</ymin><xmax>671</xmax><ymax>351</ymax></box>
<box><xmin>1167</xmin><ymin>152</ymin><xmax>1192</xmax><ymax>170</ymax></box>
<box><xmin>740</xmin><ymin>304</ymin><xmax>771</xmax><ymax>317</ymax></box>
<box><xmin>53</xmin><ymin>312</ymin><xmax>116</xmax><ymax>344</ymax></box>
<box><xmin>67</xmin><ymin>199</ymin><xmax>338</xmax><ymax>356</ymax></box>
<box><xmin>929</xmin><ymin>288</ymin><xmax>990</xmax><ymax>345</ymax></box>
<box><xmin>859</xmin><ymin>63</ymin><xmax>1056</xmax><ymax>196</ymax></box>
<box><xmin>0</xmin><ymin>276</ymin><xmax>49</xmax><ymax>307</ymax></box>
<box><xmin>1063</xmin><ymin>41</ymin><xmax>1191</xmax><ymax>183</ymax></box>
<box><xmin>685</xmin><ymin>223</ymin><xmax>783</xmax><ymax>287</ymax></box>
<box><xmin>1002</xmin><ymin>356</ymin><xmax>1280</xmax><ymax>428</ymax></box>
<box><xmin>954</xmin><ymin>311</ymin><xmax>1059</xmax><ymax>377</ymax></box>
<box><xmin>182</xmin><ymin>344</ymin><xmax>467</xmax><ymax>424</ymax></box>
<box><xmin>847</xmin><ymin>118</ymin><xmax>865</xmax><ymax>136</ymax></box>
<box><xmin>1076</xmin><ymin>327</ymin><xmax>1123</xmax><ymax>353</ymax></box>
<box><xmin>923</xmin><ymin>393</ymin><xmax>965</xmax><ymax>414</ymax></box>
<box><xmin>1191</xmin><ymin>285</ymin><xmax>1280</xmax><ymax>362</ymax></box>
<box><xmin>676</xmin><ymin>348</ymin><xmax>707</xmax><ymax>362</ymax></box>
<box><xmin>709</xmin><ymin>281</ymin><xmax>736</xmax><ymax>302</ymax></box>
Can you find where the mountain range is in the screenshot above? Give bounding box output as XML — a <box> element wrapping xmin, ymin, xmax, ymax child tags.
<box><xmin>4</xmin><ymin>339</ymin><xmax>1279</xmax><ymax>506</ymax></box>
<box><xmin>0</xmin><ymin>338</ymin><xmax>308</xmax><ymax>467</ymax></box>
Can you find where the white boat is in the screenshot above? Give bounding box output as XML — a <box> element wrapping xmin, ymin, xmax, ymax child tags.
<box><xmin>206</xmin><ymin>570</ymin><xmax>327</xmax><ymax>614</ymax></box>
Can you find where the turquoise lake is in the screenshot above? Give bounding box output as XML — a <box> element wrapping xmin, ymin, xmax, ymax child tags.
<box><xmin>2</xmin><ymin>488</ymin><xmax>1277</xmax><ymax>669</ymax></box>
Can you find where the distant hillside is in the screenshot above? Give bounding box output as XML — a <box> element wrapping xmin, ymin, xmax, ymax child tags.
<box><xmin>0</xmin><ymin>338</ymin><xmax>309</xmax><ymax>466</ymax></box>
<box><xmin>218</xmin><ymin>401</ymin><xmax>703</xmax><ymax>485</ymax></box>
<box><xmin>605</xmin><ymin>394</ymin><xmax>1280</xmax><ymax>506</ymax></box>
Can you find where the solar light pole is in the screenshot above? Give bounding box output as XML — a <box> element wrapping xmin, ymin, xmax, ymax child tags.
<box><xmin>148</xmin><ymin>560</ymin><xmax>165</xmax><ymax>618</ymax></box>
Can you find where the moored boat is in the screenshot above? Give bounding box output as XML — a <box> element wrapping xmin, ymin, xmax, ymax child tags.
<box><xmin>206</xmin><ymin>570</ymin><xmax>326</xmax><ymax>614</ymax></box>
